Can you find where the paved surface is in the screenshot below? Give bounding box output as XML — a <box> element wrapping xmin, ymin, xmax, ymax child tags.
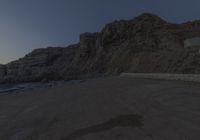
<box><xmin>0</xmin><ymin>76</ymin><xmax>200</xmax><ymax>140</ymax></box>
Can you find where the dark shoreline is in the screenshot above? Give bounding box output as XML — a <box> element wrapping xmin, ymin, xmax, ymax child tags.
<box><xmin>0</xmin><ymin>80</ymin><xmax>85</xmax><ymax>95</ymax></box>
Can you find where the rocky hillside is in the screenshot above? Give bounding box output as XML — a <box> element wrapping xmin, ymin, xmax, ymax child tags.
<box><xmin>1</xmin><ymin>13</ymin><xmax>200</xmax><ymax>83</ymax></box>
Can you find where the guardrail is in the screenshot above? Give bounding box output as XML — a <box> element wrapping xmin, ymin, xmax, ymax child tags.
<box><xmin>120</xmin><ymin>73</ymin><xmax>200</xmax><ymax>82</ymax></box>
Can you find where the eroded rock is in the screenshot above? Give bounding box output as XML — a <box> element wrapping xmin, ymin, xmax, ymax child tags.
<box><xmin>1</xmin><ymin>13</ymin><xmax>200</xmax><ymax>83</ymax></box>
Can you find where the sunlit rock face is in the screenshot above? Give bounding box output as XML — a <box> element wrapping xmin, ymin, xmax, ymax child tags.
<box><xmin>2</xmin><ymin>13</ymin><xmax>200</xmax><ymax>83</ymax></box>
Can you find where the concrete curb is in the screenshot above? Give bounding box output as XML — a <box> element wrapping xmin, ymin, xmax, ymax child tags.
<box><xmin>120</xmin><ymin>73</ymin><xmax>200</xmax><ymax>82</ymax></box>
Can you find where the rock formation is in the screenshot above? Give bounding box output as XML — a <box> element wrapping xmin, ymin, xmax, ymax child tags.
<box><xmin>1</xmin><ymin>13</ymin><xmax>200</xmax><ymax>83</ymax></box>
<box><xmin>0</xmin><ymin>65</ymin><xmax>6</xmax><ymax>77</ymax></box>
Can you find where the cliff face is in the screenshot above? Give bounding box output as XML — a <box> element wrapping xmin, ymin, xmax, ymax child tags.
<box><xmin>1</xmin><ymin>13</ymin><xmax>200</xmax><ymax>83</ymax></box>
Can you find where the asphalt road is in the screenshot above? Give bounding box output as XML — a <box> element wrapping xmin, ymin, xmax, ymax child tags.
<box><xmin>0</xmin><ymin>76</ymin><xmax>200</xmax><ymax>140</ymax></box>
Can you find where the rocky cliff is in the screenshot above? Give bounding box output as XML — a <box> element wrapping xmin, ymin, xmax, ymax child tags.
<box><xmin>1</xmin><ymin>13</ymin><xmax>200</xmax><ymax>83</ymax></box>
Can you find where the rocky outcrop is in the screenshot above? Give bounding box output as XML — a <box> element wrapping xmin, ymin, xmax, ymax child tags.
<box><xmin>0</xmin><ymin>65</ymin><xmax>6</xmax><ymax>77</ymax></box>
<box><xmin>1</xmin><ymin>13</ymin><xmax>200</xmax><ymax>83</ymax></box>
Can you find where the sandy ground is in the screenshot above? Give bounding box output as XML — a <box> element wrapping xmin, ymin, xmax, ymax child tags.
<box><xmin>0</xmin><ymin>76</ymin><xmax>200</xmax><ymax>140</ymax></box>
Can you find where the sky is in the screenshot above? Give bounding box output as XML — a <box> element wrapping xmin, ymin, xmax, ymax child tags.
<box><xmin>0</xmin><ymin>0</ymin><xmax>200</xmax><ymax>64</ymax></box>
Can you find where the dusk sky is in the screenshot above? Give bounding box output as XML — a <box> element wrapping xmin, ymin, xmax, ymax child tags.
<box><xmin>0</xmin><ymin>0</ymin><xmax>200</xmax><ymax>64</ymax></box>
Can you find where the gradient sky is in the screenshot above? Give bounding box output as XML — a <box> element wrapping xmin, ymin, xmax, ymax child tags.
<box><xmin>0</xmin><ymin>0</ymin><xmax>200</xmax><ymax>64</ymax></box>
